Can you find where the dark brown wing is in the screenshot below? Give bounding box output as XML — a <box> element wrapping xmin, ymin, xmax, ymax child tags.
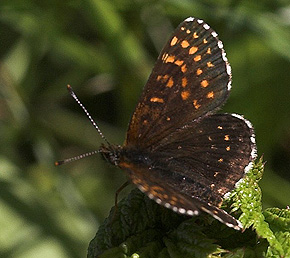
<box><xmin>149</xmin><ymin>113</ymin><xmax>257</xmax><ymax>205</ymax></box>
<box><xmin>120</xmin><ymin>114</ymin><xmax>256</xmax><ymax>230</ymax></box>
<box><xmin>125</xmin><ymin>17</ymin><xmax>231</xmax><ymax>149</ymax></box>
<box><xmin>119</xmin><ymin>154</ymin><xmax>243</xmax><ymax>230</ymax></box>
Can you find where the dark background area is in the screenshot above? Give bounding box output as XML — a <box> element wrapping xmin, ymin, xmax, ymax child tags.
<box><xmin>0</xmin><ymin>1</ymin><xmax>289</xmax><ymax>257</ymax></box>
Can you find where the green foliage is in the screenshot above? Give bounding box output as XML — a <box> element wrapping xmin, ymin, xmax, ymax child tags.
<box><xmin>88</xmin><ymin>159</ymin><xmax>290</xmax><ymax>257</ymax></box>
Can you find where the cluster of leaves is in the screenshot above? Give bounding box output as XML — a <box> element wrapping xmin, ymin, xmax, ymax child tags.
<box><xmin>89</xmin><ymin>158</ymin><xmax>290</xmax><ymax>257</ymax></box>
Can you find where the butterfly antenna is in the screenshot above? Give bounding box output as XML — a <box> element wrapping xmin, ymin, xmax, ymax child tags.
<box><xmin>66</xmin><ymin>85</ymin><xmax>110</xmax><ymax>146</ymax></box>
<box><xmin>55</xmin><ymin>150</ymin><xmax>99</xmax><ymax>166</ymax></box>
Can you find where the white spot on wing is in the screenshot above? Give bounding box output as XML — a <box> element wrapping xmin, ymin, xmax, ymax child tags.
<box><xmin>222</xmin><ymin>52</ymin><xmax>228</xmax><ymax>62</ymax></box>
<box><xmin>203</xmin><ymin>23</ymin><xmax>210</xmax><ymax>30</ymax></box>
<box><xmin>201</xmin><ymin>203</ymin><xmax>242</xmax><ymax>230</ymax></box>
<box><xmin>251</xmin><ymin>136</ymin><xmax>256</xmax><ymax>144</ymax></box>
<box><xmin>179</xmin><ymin>208</ymin><xmax>186</xmax><ymax>214</ymax></box>
<box><xmin>251</xmin><ymin>148</ymin><xmax>257</xmax><ymax>159</ymax></box>
<box><xmin>211</xmin><ymin>31</ymin><xmax>218</xmax><ymax>37</ymax></box>
<box><xmin>138</xmin><ymin>185</ymin><xmax>146</xmax><ymax>192</ymax></box>
<box><xmin>187</xmin><ymin>210</ymin><xmax>199</xmax><ymax>216</ymax></box>
<box><xmin>185</xmin><ymin>17</ymin><xmax>194</xmax><ymax>22</ymax></box>
<box><xmin>244</xmin><ymin>161</ymin><xmax>253</xmax><ymax>173</ymax></box>
<box><xmin>148</xmin><ymin>193</ymin><xmax>154</xmax><ymax>199</ymax></box>
<box><xmin>226</xmin><ymin>63</ymin><xmax>232</xmax><ymax>75</ymax></box>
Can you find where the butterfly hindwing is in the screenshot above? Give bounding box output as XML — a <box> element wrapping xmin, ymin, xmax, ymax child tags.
<box><xmin>119</xmin><ymin>160</ymin><xmax>242</xmax><ymax>230</ymax></box>
<box><xmin>121</xmin><ymin>113</ymin><xmax>256</xmax><ymax>208</ymax></box>
<box><xmin>150</xmin><ymin>113</ymin><xmax>257</xmax><ymax>205</ymax></box>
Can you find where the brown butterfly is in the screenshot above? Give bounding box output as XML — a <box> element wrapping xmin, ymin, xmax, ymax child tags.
<box><xmin>56</xmin><ymin>17</ymin><xmax>257</xmax><ymax>230</ymax></box>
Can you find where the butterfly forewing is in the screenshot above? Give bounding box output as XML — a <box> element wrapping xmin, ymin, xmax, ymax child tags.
<box><xmin>126</xmin><ymin>18</ymin><xmax>231</xmax><ymax>149</ymax></box>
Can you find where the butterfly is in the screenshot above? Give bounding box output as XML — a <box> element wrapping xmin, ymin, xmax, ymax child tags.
<box><xmin>58</xmin><ymin>17</ymin><xmax>257</xmax><ymax>230</ymax></box>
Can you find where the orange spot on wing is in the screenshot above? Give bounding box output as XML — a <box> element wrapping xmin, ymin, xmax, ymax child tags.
<box><xmin>207</xmin><ymin>48</ymin><xmax>211</xmax><ymax>54</ymax></box>
<box><xmin>193</xmin><ymin>99</ymin><xmax>201</xmax><ymax>109</ymax></box>
<box><xmin>182</xmin><ymin>77</ymin><xmax>187</xmax><ymax>88</ymax></box>
<box><xmin>162</xmin><ymin>53</ymin><xmax>168</xmax><ymax>61</ymax></box>
<box><xmin>207</xmin><ymin>61</ymin><xmax>214</xmax><ymax>67</ymax></box>
<box><xmin>166</xmin><ymin>77</ymin><xmax>174</xmax><ymax>88</ymax></box>
<box><xmin>207</xmin><ymin>91</ymin><xmax>214</xmax><ymax>98</ymax></box>
<box><xmin>193</xmin><ymin>32</ymin><xmax>198</xmax><ymax>38</ymax></box>
<box><xmin>201</xmin><ymin>80</ymin><xmax>209</xmax><ymax>88</ymax></box>
<box><xmin>171</xmin><ymin>36</ymin><xmax>178</xmax><ymax>46</ymax></box>
<box><xmin>181</xmin><ymin>64</ymin><xmax>187</xmax><ymax>73</ymax></box>
<box><xmin>165</xmin><ymin>55</ymin><xmax>175</xmax><ymax>63</ymax></box>
<box><xmin>194</xmin><ymin>55</ymin><xmax>201</xmax><ymax>62</ymax></box>
<box><xmin>186</xmin><ymin>29</ymin><xmax>191</xmax><ymax>34</ymax></box>
<box><xmin>203</xmin><ymin>38</ymin><xmax>208</xmax><ymax>44</ymax></box>
<box><xmin>119</xmin><ymin>161</ymin><xmax>131</xmax><ymax>169</ymax></box>
<box><xmin>157</xmin><ymin>74</ymin><xmax>169</xmax><ymax>82</ymax></box>
<box><xmin>196</xmin><ymin>68</ymin><xmax>203</xmax><ymax>75</ymax></box>
<box><xmin>170</xmin><ymin>200</ymin><xmax>177</xmax><ymax>205</ymax></box>
<box><xmin>132</xmin><ymin>177</ymin><xmax>141</xmax><ymax>184</ymax></box>
<box><xmin>163</xmin><ymin>74</ymin><xmax>169</xmax><ymax>80</ymax></box>
<box><xmin>150</xmin><ymin>97</ymin><xmax>164</xmax><ymax>103</ymax></box>
<box><xmin>181</xmin><ymin>40</ymin><xmax>190</xmax><ymax>48</ymax></box>
<box><xmin>189</xmin><ymin>46</ymin><xmax>198</xmax><ymax>55</ymax></box>
<box><xmin>226</xmin><ymin>146</ymin><xmax>230</xmax><ymax>151</ymax></box>
<box><xmin>224</xmin><ymin>135</ymin><xmax>230</xmax><ymax>141</ymax></box>
<box><xmin>181</xmin><ymin>91</ymin><xmax>190</xmax><ymax>100</ymax></box>
<box><xmin>175</xmin><ymin>60</ymin><xmax>184</xmax><ymax>66</ymax></box>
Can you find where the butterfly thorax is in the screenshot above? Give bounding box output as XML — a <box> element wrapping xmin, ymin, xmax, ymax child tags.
<box><xmin>99</xmin><ymin>144</ymin><xmax>153</xmax><ymax>167</ymax></box>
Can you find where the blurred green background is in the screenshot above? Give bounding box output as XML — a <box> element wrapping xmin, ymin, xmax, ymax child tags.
<box><xmin>0</xmin><ymin>0</ymin><xmax>290</xmax><ymax>257</ymax></box>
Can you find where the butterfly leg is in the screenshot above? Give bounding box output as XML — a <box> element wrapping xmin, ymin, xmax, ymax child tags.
<box><xmin>108</xmin><ymin>181</ymin><xmax>130</xmax><ymax>224</ymax></box>
<box><xmin>115</xmin><ymin>181</ymin><xmax>130</xmax><ymax>208</ymax></box>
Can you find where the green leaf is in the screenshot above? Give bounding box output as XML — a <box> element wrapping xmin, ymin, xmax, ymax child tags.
<box><xmin>264</xmin><ymin>208</ymin><xmax>290</xmax><ymax>257</ymax></box>
<box><xmin>222</xmin><ymin>158</ymin><xmax>265</xmax><ymax>229</ymax></box>
<box><xmin>88</xmin><ymin>189</ymin><xmax>185</xmax><ymax>257</ymax></box>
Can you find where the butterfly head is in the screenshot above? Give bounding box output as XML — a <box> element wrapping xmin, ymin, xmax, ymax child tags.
<box><xmin>99</xmin><ymin>144</ymin><xmax>122</xmax><ymax>166</ymax></box>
